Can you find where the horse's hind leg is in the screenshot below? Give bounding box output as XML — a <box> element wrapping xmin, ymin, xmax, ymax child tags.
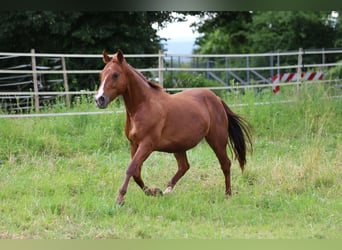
<box><xmin>205</xmin><ymin>136</ymin><xmax>232</xmax><ymax>196</ymax></box>
<box><xmin>164</xmin><ymin>152</ymin><xmax>190</xmax><ymax>194</ymax></box>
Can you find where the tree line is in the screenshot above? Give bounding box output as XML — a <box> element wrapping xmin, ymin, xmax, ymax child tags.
<box><xmin>0</xmin><ymin>11</ymin><xmax>341</xmax><ymax>91</ymax></box>
<box><xmin>193</xmin><ymin>11</ymin><xmax>341</xmax><ymax>55</ymax></box>
<box><xmin>1</xmin><ymin>11</ymin><xmax>340</xmax><ymax>55</ymax></box>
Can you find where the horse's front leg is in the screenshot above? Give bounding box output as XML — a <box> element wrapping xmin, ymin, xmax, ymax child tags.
<box><xmin>127</xmin><ymin>143</ymin><xmax>162</xmax><ymax>197</ymax></box>
<box><xmin>116</xmin><ymin>142</ymin><xmax>152</xmax><ymax>205</ymax></box>
<box><xmin>116</xmin><ymin>142</ymin><xmax>163</xmax><ymax>205</ymax></box>
<box><xmin>129</xmin><ymin>143</ymin><xmax>146</xmax><ymax>189</ymax></box>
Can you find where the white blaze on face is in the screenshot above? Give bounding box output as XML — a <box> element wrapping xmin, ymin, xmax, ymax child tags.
<box><xmin>95</xmin><ymin>75</ymin><xmax>109</xmax><ymax>100</ymax></box>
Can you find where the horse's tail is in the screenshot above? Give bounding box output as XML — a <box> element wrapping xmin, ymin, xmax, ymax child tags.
<box><xmin>221</xmin><ymin>100</ymin><xmax>252</xmax><ymax>172</ymax></box>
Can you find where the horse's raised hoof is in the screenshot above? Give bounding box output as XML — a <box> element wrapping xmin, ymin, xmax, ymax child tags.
<box><xmin>226</xmin><ymin>189</ymin><xmax>232</xmax><ymax>196</ymax></box>
<box><xmin>144</xmin><ymin>187</ymin><xmax>163</xmax><ymax>197</ymax></box>
<box><xmin>115</xmin><ymin>197</ymin><xmax>125</xmax><ymax>206</ymax></box>
<box><xmin>115</xmin><ymin>201</ymin><xmax>124</xmax><ymax>207</ymax></box>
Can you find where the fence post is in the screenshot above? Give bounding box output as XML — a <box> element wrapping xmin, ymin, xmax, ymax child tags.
<box><xmin>158</xmin><ymin>50</ymin><xmax>164</xmax><ymax>87</ymax></box>
<box><xmin>321</xmin><ymin>48</ymin><xmax>325</xmax><ymax>71</ymax></box>
<box><xmin>246</xmin><ymin>56</ymin><xmax>250</xmax><ymax>85</ymax></box>
<box><xmin>297</xmin><ymin>48</ymin><xmax>303</xmax><ymax>94</ymax></box>
<box><xmin>225</xmin><ymin>57</ymin><xmax>229</xmax><ymax>86</ymax></box>
<box><xmin>270</xmin><ymin>52</ymin><xmax>274</xmax><ymax>80</ymax></box>
<box><xmin>277</xmin><ymin>50</ymin><xmax>280</xmax><ymax>78</ymax></box>
<box><xmin>30</xmin><ymin>48</ymin><xmax>39</xmax><ymax>112</ymax></box>
<box><xmin>61</xmin><ymin>57</ymin><xmax>70</xmax><ymax>107</ymax></box>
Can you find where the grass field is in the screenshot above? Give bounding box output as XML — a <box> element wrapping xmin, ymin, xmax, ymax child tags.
<box><xmin>0</xmin><ymin>83</ymin><xmax>341</xmax><ymax>239</ymax></box>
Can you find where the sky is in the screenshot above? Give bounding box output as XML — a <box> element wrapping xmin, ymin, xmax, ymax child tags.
<box><xmin>156</xmin><ymin>14</ymin><xmax>200</xmax><ymax>54</ymax></box>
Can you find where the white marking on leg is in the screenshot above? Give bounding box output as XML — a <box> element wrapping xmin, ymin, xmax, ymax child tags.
<box><xmin>163</xmin><ymin>186</ymin><xmax>172</xmax><ymax>195</ymax></box>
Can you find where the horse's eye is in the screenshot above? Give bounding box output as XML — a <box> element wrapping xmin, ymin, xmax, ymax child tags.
<box><xmin>113</xmin><ymin>73</ymin><xmax>120</xmax><ymax>80</ymax></box>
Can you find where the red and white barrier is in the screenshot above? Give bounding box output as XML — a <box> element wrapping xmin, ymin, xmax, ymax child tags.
<box><xmin>272</xmin><ymin>72</ymin><xmax>324</xmax><ymax>94</ymax></box>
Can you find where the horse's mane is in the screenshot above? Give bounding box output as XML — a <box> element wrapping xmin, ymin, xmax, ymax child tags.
<box><xmin>128</xmin><ymin>64</ymin><xmax>163</xmax><ymax>90</ymax></box>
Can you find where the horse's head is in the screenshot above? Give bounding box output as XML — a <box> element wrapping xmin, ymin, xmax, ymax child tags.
<box><xmin>95</xmin><ymin>49</ymin><xmax>128</xmax><ymax>109</ymax></box>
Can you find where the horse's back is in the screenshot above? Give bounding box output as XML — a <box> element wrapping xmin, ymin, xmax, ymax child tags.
<box><xmin>169</xmin><ymin>88</ymin><xmax>221</xmax><ymax>114</ymax></box>
<box><xmin>173</xmin><ymin>88</ymin><xmax>226</xmax><ymax>119</ymax></box>
<box><xmin>173</xmin><ymin>88</ymin><xmax>217</xmax><ymax>99</ymax></box>
<box><xmin>174</xmin><ymin>88</ymin><xmax>229</xmax><ymax>136</ymax></box>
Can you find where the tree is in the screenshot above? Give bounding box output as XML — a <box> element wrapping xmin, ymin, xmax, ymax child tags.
<box><xmin>189</xmin><ymin>11</ymin><xmax>342</xmax><ymax>88</ymax></box>
<box><xmin>249</xmin><ymin>11</ymin><xmax>337</xmax><ymax>53</ymax></box>
<box><xmin>332</xmin><ymin>11</ymin><xmax>342</xmax><ymax>48</ymax></box>
<box><xmin>0</xmin><ymin>11</ymin><xmax>175</xmax><ymax>54</ymax></box>
<box><xmin>192</xmin><ymin>11</ymin><xmax>341</xmax><ymax>54</ymax></box>
<box><xmin>192</xmin><ymin>11</ymin><xmax>252</xmax><ymax>54</ymax></box>
<box><xmin>0</xmin><ymin>11</ymin><xmax>176</xmax><ymax>90</ymax></box>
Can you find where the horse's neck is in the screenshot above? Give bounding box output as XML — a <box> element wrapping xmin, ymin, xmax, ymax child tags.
<box><xmin>122</xmin><ymin>69</ymin><xmax>154</xmax><ymax>115</ymax></box>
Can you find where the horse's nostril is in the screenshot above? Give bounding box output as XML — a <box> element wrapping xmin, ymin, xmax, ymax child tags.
<box><xmin>98</xmin><ymin>96</ymin><xmax>105</xmax><ymax>105</ymax></box>
<box><xmin>96</xmin><ymin>95</ymin><xmax>107</xmax><ymax>108</ymax></box>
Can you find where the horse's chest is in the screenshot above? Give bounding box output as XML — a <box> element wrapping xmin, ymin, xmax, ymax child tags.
<box><xmin>126</xmin><ymin>117</ymin><xmax>157</xmax><ymax>143</ymax></box>
<box><xmin>127</xmin><ymin>124</ymin><xmax>139</xmax><ymax>142</ymax></box>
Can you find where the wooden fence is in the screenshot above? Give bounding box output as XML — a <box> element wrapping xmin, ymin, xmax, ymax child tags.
<box><xmin>0</xmin><ymin>48</ymin><xmax>341</xmax><ymax>118</ymax></box>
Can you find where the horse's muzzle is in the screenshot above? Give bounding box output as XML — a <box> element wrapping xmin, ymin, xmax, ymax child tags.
<box><xmin>95</xmin><ymin>95</ymin><xmax>109</xmax><ymax>109</ymax></box>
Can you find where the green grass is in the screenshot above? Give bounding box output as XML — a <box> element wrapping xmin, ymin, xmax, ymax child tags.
<box><xmin>0</xmin><ymin>83</ymin><xmax>341</xmax><ymax>239</ymax></box>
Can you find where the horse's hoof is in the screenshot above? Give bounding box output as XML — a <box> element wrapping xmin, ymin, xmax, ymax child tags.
<box><xmin>115</xmin><ymin>197</ymin><xmax>125</xmax><ymax>206</ymax></box>
<box><xmin>163</xmin><ymin>186</ymin><xmax>173</xmax><ymax>195</ymax></box>
<box><xmin>152</xmin><ymin>188</ymin><xmax>163</xmax><ymax>196</ymax></box>
<box><xmin>145</xmin><ymin>187</ymin><xmax>163</xmax><ymax>197</ymax></box>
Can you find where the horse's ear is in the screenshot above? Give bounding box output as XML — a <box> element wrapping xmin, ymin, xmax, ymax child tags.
<box><xmin>102</xmin><ymin>50</ymin><xmax>110</xmax><ymax>64</ymax></box>
<box><xmin>116</xmin><ymin>49</ymin><xmax>124</xmax><ymax>64</ymax></box>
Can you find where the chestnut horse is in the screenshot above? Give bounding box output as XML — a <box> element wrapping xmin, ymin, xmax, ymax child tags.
<box><xmin>95</xmin><ymin>50</ymin><xmax>252</xmax><ymax>205</ymax></box>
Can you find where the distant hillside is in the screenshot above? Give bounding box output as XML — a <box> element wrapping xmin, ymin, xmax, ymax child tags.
<box><xmin>162</xmin><ymin>38</ymin><xmax>196</xmax><ymax>54</ymax></box>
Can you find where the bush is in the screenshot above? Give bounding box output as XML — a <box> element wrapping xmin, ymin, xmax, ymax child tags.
<box><xmin>164</xmin><ymin>72</ymin><xmax>220</xmax><ymax>88</ymax></box>
<box><xmin>163</xmin><ymin>72</ymin><xmax>227</xmax><ymax>97</ymax></box>
<box><xmin>326</xmin><ymin>60</ymin><xmax>342</xmax><ymax>80</ymax></box>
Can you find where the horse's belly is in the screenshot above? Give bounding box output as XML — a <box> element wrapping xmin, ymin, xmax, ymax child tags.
<box><xmin>155</xmin><ymin>121</ymin><xmax>207</xmax><ymax>153</ymax></box>
<box><xmin>156</xmin><ymin>138</ymin><xmax>202</xmax><ymax>153</ymax></box>
<box><xmin>154</xmin><ymin>98</ymin><xmax>211</xmax><ymax>152</ymax></box>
